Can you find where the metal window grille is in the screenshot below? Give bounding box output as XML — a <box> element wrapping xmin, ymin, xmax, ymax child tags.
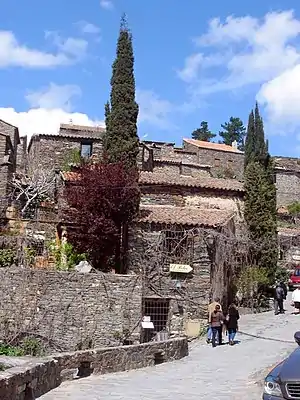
<box><xmin>142</xmin><ymin>298</ymin><xmax>170</xmax><ymax>343</ymax></box>
<box><xmin>162</xmin><ymin>229</ymin><xmax>194</xmax><ymax>264</ymax></box>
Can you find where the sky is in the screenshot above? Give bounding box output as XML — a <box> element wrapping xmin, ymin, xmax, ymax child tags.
<box><xmin>1</xmin><ymin>1</ymin><xmax>300</xmax><ymax>156</ymax></box>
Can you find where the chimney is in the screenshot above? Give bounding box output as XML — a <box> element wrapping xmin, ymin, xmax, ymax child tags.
<box><xmin>232</xmin><ymin>140</ymin><xmax>238</xmax><ymax>150</ymax></box>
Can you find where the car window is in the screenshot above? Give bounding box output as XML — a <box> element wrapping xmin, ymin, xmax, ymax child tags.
<box><xmin>294</xmin><ymin>269</ymin><xmax>300</xmax><ymax>276</ymax></box>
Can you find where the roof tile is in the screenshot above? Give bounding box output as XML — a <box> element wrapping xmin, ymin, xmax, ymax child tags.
<box><xmin>139</xmin><ymin>205</ymin><xmax>234</xmax><ymax>227</ymax></box>
<box><xmin>139</xmin><ymin>171</ymin><xmax>244</xmax><ymax>192</ymax></box>
<box><xmin>184</xmin><ymin>138</ymin><xmax>243</xmax><ymax>154</ymax></box>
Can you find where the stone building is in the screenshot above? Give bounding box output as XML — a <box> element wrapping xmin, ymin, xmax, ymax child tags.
<box><xmin>274</xmin><ymin>157</ymin><xmax>300</xmax><ymax>207</ymax></box>
<box><xmin>182</xmin><ymin>138</ymin><xmax>244</xmax><ymax>180</ymax></box>
<box><xmin>28</xmin><ymin>123</ymin><xmax>104</xmax><ymax>172</ymax></box>
<box><xmin>61</xmin><ymin>139</ymin><xmax>245</xmax><ymax>339</ymax></box>
<box><xmin>133</xmin><ymin>140</ymin><xmax>244</xmax><ymax>338</ymax></box>
<box><xmin>0</xmin><ymin>120</ymin><xmax>21</xmax><ymax>216</ymax></box>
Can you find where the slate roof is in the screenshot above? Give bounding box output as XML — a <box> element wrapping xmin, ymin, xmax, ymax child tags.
<box><xmin>62</xmin><ymin>170</ymin><xmax>244</xmax><ymax>192</ymax></box>
<box><xmin>139</xmin><ymin>205</ymin><xmax>234</xmax><ymax>227</ymax></box>
<box><xmin>60</xmin><ymin>123</ymin><xmax>105</xmax><ymax>132</ymax></box>
<box><xmin>274</xmin><ymin>157</ymin><xmax>300</xmax><ymax>172</ymax></box>
<box><xmin>139</xmin><ymin>171</ymin><xmax>244</xmax><ymax>192</ymax></box>
<box><xmin>183</xmin><ymin>138</ymin><xmax>244</xmax><ymax>154</ymax></box>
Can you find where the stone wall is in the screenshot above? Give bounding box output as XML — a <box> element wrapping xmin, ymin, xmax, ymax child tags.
<box><xmin>183</xmin><ymin>141</ymin><xmax>244</xmax><ymax>180</ymax></box>
<box><xmin>0</xmin><ymin>135</ymin><xmax>13</xmax><ymax>199</ymax></box>
<box><xmin>0</xmin><ymin>269</ymin><xmax>142</xmax><ymax>351</ymax></box>
<box><xmin>0</xmin><ymin>338</ymin><xmax>188</xmax><ymax>400</ymax></box>
<box><xmin>28</xmin><ymin>135</ymin><xmax>103</xmax><ymax>171</ymax></box>
<box><xmin>276</xmin><ymin>171</ymin><xmax>300</xmax><ymax>207</ymax></box>
<box><xmin>128</xmin><ymin>226</ymin><xmax>212</xmax><ymax>335</ymax></box>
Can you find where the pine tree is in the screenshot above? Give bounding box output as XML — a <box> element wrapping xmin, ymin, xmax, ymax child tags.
<box><xmin>103</xmin><ymin>15</ymin><xmax>139</xmax><ymax>169</ymax></box>
<box><xmin>244</xmin><ymin>104</ymin><xmax>277</xmax><ymax>282</ymax></box>
<box><xmin>219</xmin><ymin>117</ymin><xmax>246</xmax><ymax>150</ymax></box>
<box><xmin>191</xmin><ymin>121</ymin><xmax>216</xmax><ymax>142</ymax></box>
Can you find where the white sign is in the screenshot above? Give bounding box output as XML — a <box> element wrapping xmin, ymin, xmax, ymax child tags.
<box><xmin>141</xmin><ymin>316</ymin><xmax>154</xmax><ymax>329</ymax></box>
<box><xmin>169</xmin><ymin>264</ymin><xmax>193</xmax><ymax>273</ymax></box>
<box><xmin>141</xmin><ymin>321</ymin><xmax>154</xmax><ymax>329</ymax></box>
<box><xmin>292</xmin><ymin>255</ymin><xmax>300</xmax><ymax>261</ymax></box>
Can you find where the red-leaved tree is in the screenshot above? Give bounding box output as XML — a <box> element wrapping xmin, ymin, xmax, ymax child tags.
<box><xmin>63</xmin><ymin>162</ymin><xmax>140</xmax><ymax>273</ymax></box>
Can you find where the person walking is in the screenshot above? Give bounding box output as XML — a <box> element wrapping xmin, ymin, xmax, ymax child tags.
<box><xmin>226</xmin><ymin>303</ymin><xmax>240</xmax><ymax>346</ymax></box>
<box><xmin>274</xmin><ymin>283</ymin><xmax>285</xmax><ymax>315</ymax></box>
<box><xmin>292</xmin><ymin>287</ymin><xmax>300</xmax><ymax>314</ymax></box>
<box><xmin>280</xmin><ymin>281</ymin><xmax>288</xmax><ymax>300</ymax></box>
<box><xmin>210</xmin><ymin>304</ymin><xmax>225</xmax><ymax>348</ymax></box>
<box><xmin>207</xmin><ymin>297</ymin><xmax>222</xmax><ymax>344</ymax></box>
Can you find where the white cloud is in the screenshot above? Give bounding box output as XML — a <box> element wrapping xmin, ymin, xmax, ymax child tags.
<box><xmin>45</xmin><ymin>31</ymin><xmax>88</xmax><ymax>60</ymax></box>
<box><xmin>136</xmin><ymin>89</ymin><xmax>177</xmax><ymax>131</ymax></box>
<box><xmin>26</xmin><ymin>83</ymin><xmax>81</xmax><ymax>112</ymax></box>
<box><xmin>76</xmin><ymin>21</ymin><xmax>100</xmax><ymax>35</ymax></box>
<box><xmin>257</xmin><ymin>65</ymin><xmax>300</xmax><ymax>133</ymax></box>
<box><xmin>0</xmin><ymin>30</ymin><xmax>88</xmax><ymax>69</ymax></box>
<box><xmin>0</xmin><ymin>83</ymin><xmax>103</xmax><ymax>140</ymax></box>
<box><xmin>0</xmin><ymin>108</ymin><xmax>104</xmax><ymax>140</ymax></box>
<box><xmin>100</xmin><ymin>0</ymin><xmax>113</xmax><ymax>10</ymax></box>
<box><xmin>177</xmin><ymin>53</ymin><xmax>204</xmax><ymax>83</ymax></box>
<box><xmin>178</xmin><ymin>10</ymin><xmax>300</xmax><ymax>133</ymax></box>
<box><xmin>179</xmin><ymin>10</ymin><xmax>300</xmax><ymax>92</ymax></box>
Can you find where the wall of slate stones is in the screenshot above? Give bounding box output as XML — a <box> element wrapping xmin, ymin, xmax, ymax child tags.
<box><xmin>0</xmin><ymin>268</ymin><xmax>142</xmax><ymax>352</ymax></box>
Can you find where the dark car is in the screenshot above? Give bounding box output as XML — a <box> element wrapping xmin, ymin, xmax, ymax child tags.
<box><xmin>263</xmin><ymin>332</ymin><xmax>300</xmax><ymax>399</ymax></box>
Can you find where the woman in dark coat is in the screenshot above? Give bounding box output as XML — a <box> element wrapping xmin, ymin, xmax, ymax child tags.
<box><xmin>226</xmin><ymin>303</ymin><xmax>240</xmax><ymax>346</ymax></box>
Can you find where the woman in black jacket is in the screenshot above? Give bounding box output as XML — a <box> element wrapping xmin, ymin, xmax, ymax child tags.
<box><xmin>226</xmin><ymin>303</ymin><xmax>240</xmax><ymax>346</ymax></box>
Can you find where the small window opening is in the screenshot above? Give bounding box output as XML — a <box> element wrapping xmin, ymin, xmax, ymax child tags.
<box><xmin>80</xmin><ymin>142</ymin><xmax>92</xmax><ymax>158</ymax></box>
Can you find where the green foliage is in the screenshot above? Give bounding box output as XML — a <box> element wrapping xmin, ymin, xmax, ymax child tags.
<box><xmin>244</xmin><ymin>104</ymin><xmax>277</xmax><ymax>283</ymax></box>
<box><xmin>47</xmin><ymin>240</ymin><xmax>86</xmax><ymax>270</ymax></box>
<box><xmin>219</xmin><ymin>117</ymin><xmax>246</xmax><ymax>150</ymax></box>
<box><xmin>274</xmin><ymin>266</ymin><xmax>290</xmax><ymax>283</ymax></box>
<box><xmin>103</xmin><ymin>14</ymin><xmax>139</xmax><ymax>169</ymax></box>
<box><xmin>191</xmin><ymin>121</ymin><xmax>216</xmax><ymax>142</ymax></box>
<box><xmin>237</xmin><ymin>266</ymin><xmax>269</xmax><ymax>295</ymax></box>
<box><xmin>244</xmin><ymin>103</ymin><xmax>268</xmax><ymax>168</ymax></box>
<box><xmin>62</xmin><ymin>149</ymin><xmax>82</xmax><ymax>171</ymax></box>
<box><xmin>0</xmin><ymin>343</ymin><xmax>24</xmax><ymax>356</ymax></box>
<box><xmin>287</xmin><ymin>201</ymin><xmax>300</xmax><ymax>216</ymax></box>
<box><xmin>21</xmin><ymin>337</ymin><xmax>44</xmax><ymax>357</ymax></box>
<box><xmin>0</xmin><ymin>248</ymin><xmax>17</xmax><ymax>268</ymax></box>
<box><xmin>0</xmin><ymin>337</ymin><xmax>44</xmax><ymax>357</ymax></box>
<box><xmin>23</xmin><ymin>246</ymin><xmax>36</xmax><ymax>267</ymax></box>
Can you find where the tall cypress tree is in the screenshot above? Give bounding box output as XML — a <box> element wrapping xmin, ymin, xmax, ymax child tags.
<box><xmin>103</xmin><ymin>15</ymin><xmax>139</xmax><ymax>169</ymax></box>
<box><xmin>244</xmin><ymin>110</ymin><xmax>255</xmax><ymax>167</ymax></box>
<box><xmin>244</xmin><ymin>104</ymin><xmax>277</xmax><ymax>282</ymax></box>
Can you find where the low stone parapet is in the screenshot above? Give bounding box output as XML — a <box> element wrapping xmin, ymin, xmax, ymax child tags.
<box><xmin>0</xmin><ymin>337</ymin><xmax>188</xmax><ymax>400</ymax></box>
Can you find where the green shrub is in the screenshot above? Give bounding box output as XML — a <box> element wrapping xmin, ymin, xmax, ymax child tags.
<box><xmin>47</xmin><ymin>240</ymin><xmax>86</xmax><ymax>270</ymax></box>
<box><xmin>21</xmin><ymin>337</ymin><xmax>44</xmax><ymax>357</ymax></box>
<box><xmin>0</xmin><ymin>343</ymin><xmax>24</xmax><ymax>356</ymax></box>
<box><xmin>287</xmin><ymin>201</ymin><xmax>300</xmax><ymax>216</ymax></box>
<box><xmin>0</xmin><ymin>249</ymin><xmax>17</xmax><ymax>268</ymax></box>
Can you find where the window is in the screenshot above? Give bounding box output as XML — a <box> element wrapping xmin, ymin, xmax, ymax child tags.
<box><xmin>214</xmin><ymin>158</ymin><xmax>220</xmax><ymax>167</ymax></box>
<box><xmin>80</xmin><ymin>141</ymin><xmax>92</xmax><ymax>158</ymax></box>
<box><xmin>163</xmin><ymin>229</ymin><xmax>194</xmax><ymax>264</ymax></box>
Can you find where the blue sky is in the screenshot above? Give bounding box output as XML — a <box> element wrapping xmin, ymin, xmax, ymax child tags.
<box><xmin>1</xmin><ymin>0</ymin><xmax>300</xmax><ymax>156</ymax></box>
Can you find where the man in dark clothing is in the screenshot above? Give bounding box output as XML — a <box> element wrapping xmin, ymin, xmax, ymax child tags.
<box><xmin>279</xmin><ymin>281</ymin><xmax>287</xmax><ymax>300</ymax></box>
<box><xmin>274</xmin><ymin>284</ymin><xmax>285</xmax><ymax>315</ymax></box>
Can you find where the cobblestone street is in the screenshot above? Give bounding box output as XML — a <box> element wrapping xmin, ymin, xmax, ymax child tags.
<box><xmin>41</xmin><ymin>294</ymin><xmax>300</xmax><ymax>400</ymax></box>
